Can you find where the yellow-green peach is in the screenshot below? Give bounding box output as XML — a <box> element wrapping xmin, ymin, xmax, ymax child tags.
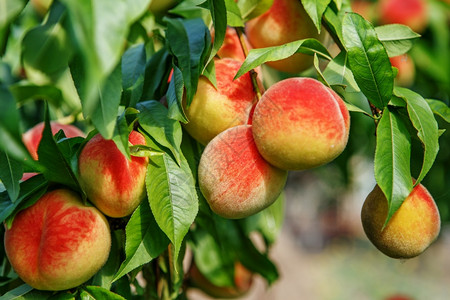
<box><xmin>245</xmin><ymin>0</ymin><xmax>323</xmax><ymax>73</ymax></box>
<box><xmin>183</xmin><ymin>58</ymin><xmax>257</xmax><ymax>145</ymax></box>
<box><xmin>252</xmin><ymin>77</ymin><xmax>350</xmax><ymax>170</ymax></box>
<box><xmin>4</xmin><ymin>189</ymin><xmax>111</xmax><ymax>291</ymax></box>
<box><xmin>198</xmin><ymin>125</ymin><xmax>287</xmax><ymax>219</ymax></box>
<box><xmin>78</xmin><ymin>131</ymin><xmax>148</xmax><ymax>218</ymax></box>
<box><xmin>361</xmin><ymin>182</ymin><xmax>441</xmax><ymax>259</ymax></box>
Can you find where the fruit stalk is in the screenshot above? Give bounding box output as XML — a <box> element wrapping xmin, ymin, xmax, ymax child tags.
<box><xmin>235</xmin><ymin>27</ymin><xmax>262</xmax><ymax>103</ymax></box>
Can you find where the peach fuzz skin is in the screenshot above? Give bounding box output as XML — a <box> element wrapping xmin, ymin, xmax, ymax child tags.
<box><xmin>78</xmin><ymin>131</ymin><xmax>148</xmax><ymax>218</ymax></box>
<box><xmin>245</xmin><ymin>0</ymin><xmax>322</xmax><ymax>73</ymax></box>
<box><xmin>252</xmin><ymin>77</ymin><xmax>350</xmax><ymax>171</ymax></box>
<box><xmin>4</xmin><ymin>189</ymin><xmax>111</xmax><ymax>291</ymax></box>
<box><xmin>183</xmin><ymin>58</ymin><xmax>257</xmax><ymax>145</ymax></box>
<box><xmin>378</xmin><ymin>0</ymin><xmax>429</xmax><ymax>33</ymax></box>
<box><xmin>198</xmin><ymin>125</ymin><xmax>287</xmax><ymax>219</ymax></box>
<box><xmin>23</xmin><ymin>121</ymin><xmax>85</xmax><ymax>160</ymax></box>
<box><xmin>361</xmin><ymin>183</ymin><xmax>441</xmax><ymax>259</ymax></box>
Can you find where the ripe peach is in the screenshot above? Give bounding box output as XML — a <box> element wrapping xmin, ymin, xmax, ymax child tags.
<box><xmin>351</xmin><ymin>0</ymin><xmax>376</xmax><ymax>22</ymax></box>
<box><xmin>215</xmin><ymin>27</ymin><xmax>249</xmax><ymax>61</ymax></box>
<box><xmin>183</xmin><ymin>58</ymin><xmax>257</xmax><ymax>145</ymax></box>
<box><xmin>23</xmin><ymin>121</ymin><xmax>85</xmax><ymax>160</ymax></box>
<box><xmin>245</xmin><ymin>0</ymin><xmax>323</xmax><ymax>73</ymax></box>
<box><xmin>390</xmin><ymin>54</ymin><xmax>415</xmax><ymax>87</ymax></box>
<box><xmin>361</xmin><ymin>183</ymin><xmax>441</xmax><ymax>259</ymax></box>
<box><xmin>198</xmin><ymin>125</ymin><xmax>287</xmax><ymax>219</ymax></box>
<box><xmin>190</xmin><ymin>262</ymin><xmax>253</xmax><ymax>298</ymax></box>
<box><xmin>4</xmin><ymin>189</ymin><xmax>111</xmax><ymax>291</ymax></box>
<box><xmin>78</xmin><ymin>131</ymin><xmax>148</xmax><ymax>218</ymax></box>
<box><xmin>378</xmin><ymin>0</ymin><xmax>429</xmax><ymax>33</ymax></box>
<box><xmin>252</xmin><ymin>77</ymin><xmax>350</xmax><ymax>171</ymax></box>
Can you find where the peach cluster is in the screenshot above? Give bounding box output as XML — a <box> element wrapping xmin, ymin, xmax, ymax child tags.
<box><xmin>192</xmin><ymin>75</ymin><xmax>350</xmax><ymax>219</ymax></box>
<box><xmin>5</xmin><ymin>122</ymin><xmax>149</xmax><ymax>291</ymax></box>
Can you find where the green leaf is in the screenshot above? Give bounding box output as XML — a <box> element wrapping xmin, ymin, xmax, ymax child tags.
<box><xmin>122</xmin><ymin>43</ymin><xmax>146</xmax><ymax>108</ymax></box>
<box><xmin>37</xmin><ymin>106</ymin><xmax>80</xmax><ymax>191</ymax></box>
<box><xmin>146</xmin><ymin>152</ymin><xmax>198</xmax><ymax>268</ymax></box>
<box><xmin>0</xmin><ymin>0</ymin><xmax>27</xmax><ymax>54</ymax></box>
<box><xmin>166</xmin><ymin>65</ymin><xmax>188</xmax><ymax>123</ymax></box>
<box><xmin>374</xmin><ymin>108</ymin><xmax>413</xmax><ymax>225</ymax></box>
<box><xmin>9</xmin><ymin>83</ymin><xmax>64</xmax><ymax>106</ymax></box>
<box><xmin>137</xmin><ymin>101</ymin><xmax>183</xmax><ymax>165</ymax></box>
<box><xmin>0</xmin><ymin>175</ymin><xmax>48</xmax><ymax>226</ymax></box>
<box><xmin>323</xmin><ymin>51</ymin><xmax>360</xmax><ymax>93</ymax></box>
<box><xmin>113</xmin><ymin>200</ymin><xmax>169</xmax><ymax>282</ymax></box>
<box><xmin>0</xmin><ymin>150</ymin><xmax>22</xmax><ymax>202</ymax></box>
<box><xmin>225</xmin><ymin>0</ymin><xmax>244</xmax><ymax>27</ymax></box>
<box><xmin>191</xmin><ymin>229</ymin><xmax>235</xmax><ymax>287</ymax></box>
<box><xmin>80</xmin><ymin>286</ymin><xmax>125</xmax><ymax>300</ymax></box>
<box><xmin>301</xmin><ymin>0</ymin><xmax>332</xmax><ymax>33</ymax></box>
<box><xmin>426</xmin><ymin>99</ymin><xmax>450</xmax><ymax>123</ymax></box>
<box><xmin>62</xmin><ymin>0</ymin><xmax>150</xmax><ymax>122</ymax></box>
<box><xmin>0</xmin><ymin>85</ymin><xmax>33</xmax><ymax>163</ymax></box>
<box><xmin>21</xmin><ymin>4</ymin><xmax>72</xmax><ymax>82</ymax></box>
<box><xmin>141</xmin><ymin>48</ymin><xmax>171</xmax><ymax>101</ymax></box>
<box><xmin>165</xmin><ymin>18</ymin><xmax>210</xmax><ymax>106</ymax></box>
<box><xmin>0</xmin><ymin>284</ymin><xmax>33</xmax><ymax>300</ymax></box>
<box><xmin>243</xmin><ymin>192</ymin><xmax>285</xmax><ymax>245</ymax></box>
<box><xmin>375</xmin><ymin>24</ymin><xmax>421</xmax><ymax>57</ymax></box>
<box><xmin>237</xmin><ymin>0</ymin><xmax>274</xmax><ymax>20</ymax></box>
<box><xmin>342</xmin><ymin>12</ymin><xmax>394</xmax><ymax>109</ymax></box>
<box><xmin>394</xmin><ymin>87</ymin><xmax>439</xmax><ymax>185</ymax></box>
<box><xmin>235</xmin><ymin>38</ymin><xmax>331</xmax><ymax>78</ymax></box>
<box><xmin>206</xmin><ymin>0</ymin><xmax>226</xmax><ymax>66</ymax></box>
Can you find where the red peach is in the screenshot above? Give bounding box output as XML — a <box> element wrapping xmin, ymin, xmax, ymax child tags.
<box><xmin>215</xmin><ymin>27</ymin><xmax>249</xmax><ymax>62</ymax></box>
<box><xmin>361</xmin><ymin>182</ymin><xmax>441</xmax><ymax>259</ymax></box>
<box><xmin>4</xmin><ymin>189</ymin><xmax>111</xmax><ymax>291</ymax></box>
<box><xmin>78</xmin><ymin>131</ymin><xmax>148</xmax><ymax>218</ymax></box>
<box><xmin>183</xmin><ymin>58</ymin><xmax>257</xmax><ymax>145</ymax></box>
<box><xmin>252</xmin><ymin>77</ymin><xmax>350</xmax><ymax>170</ymax></box>
<box><xmin>390</xmin><ymin>54</ymin><xmax>415</xmax><ymax>87</ymax></box>
<box><xmin>245</xmin><ymin>0</ymin><xmax>323</xmax><ymax>73</ymax></box>
<box><xmin>23</xmin><ymin>121</ymin><xmax>85</xmax><ymax>160</ymax></box>
<box><xmin>351</xmin><ymin>0</ymin><xmax>376</xmax><ymax>22</ymax></box>
<box><xmin>190</xmin><ymin>262</ymin><xmax>253</xmax><ymax>298</ymax></box>
<box><xmin>198</xmin><ymin>125</ymin><xmax>287</xmax><ymax>219</ymax></box>
<box><xmin>378</xmin><ymin>0</ymin><xmax>429</xmax><ymax>33</ymax></box>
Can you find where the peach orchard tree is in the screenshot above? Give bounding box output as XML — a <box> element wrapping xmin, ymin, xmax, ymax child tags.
<box><xmin>0</xmin><ymin>0</ymin><xmax>449</xmax><ymax>299</ymax></box>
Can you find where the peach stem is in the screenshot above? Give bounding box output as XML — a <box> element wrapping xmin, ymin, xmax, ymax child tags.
<box><xmin>234</xmin><ymin>27</ymin><xmax>262</xmax><ymax>103</ymax></box>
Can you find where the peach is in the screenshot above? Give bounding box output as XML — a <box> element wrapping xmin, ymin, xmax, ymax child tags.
<box><xmin>189</xmin><ymin>262</ymin><xmax>253</xmax><ymax>298</ymax></box>
<box><xmin>198</xmin><ymin>125</ymin><xmax>287</xmax><ymax>219</ymax></box>
<box><xmin>245</xmin><ymin>0</ymin><xmax>323</xmax><ymax>73</ymax></box>
<box><xmin>30</xmin><ymin>0</ymin><xmax>53</xmax><ymax>16</ymax></box>
<box><xmin>390</xmin><ymin>54</ymin><xmax>415</xmax><ymax>87</ymax></box>
<box><xmin>23</xmin><ymin>121</ymin><xmax>85</xmax><ymax>160</ymax></box>
<box><xmin>351</xmin><ymin>0</ymin><xmax>376</xmax><ymax>22</ymax></box>
<box><xmin>215</xmin><ymin>27</ymin><xmax>249</xmax><ymax>62</ymax></box>
<box><xmin>4</xmin><ymin>189</ymin><xmax>111</xmax><ymax>291</ymax></box>
<box><xmin>378</xmin><ymin>0</ymin><xmax>429</xmax><ymax>33</ymax></box>
<box><xmin>361</xmin><ymin>182</ymin><xmax>441</xmax><ymax>259</ymax></box>
<box><xmin>252</xmin><ymin>77</ymin><xmax>350</xmax><ymax>171</ymax></box>
<box><xmin>183</xmin><ymin>58</ymin><xmax>257</xmax><ymax>145</ymax></box>
<box><xmin>78</xmin><ymin>131</ymin><xmax>148</xmax><ymax>218</ymax></box>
